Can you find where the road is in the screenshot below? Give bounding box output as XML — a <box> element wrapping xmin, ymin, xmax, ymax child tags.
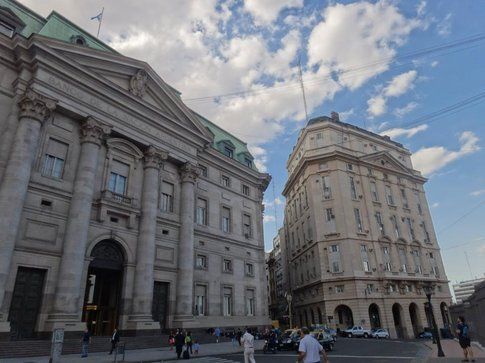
<box><xmin>206</xmin><ymin>338</ymin><xmax>430</xmax><ymax>363</ymax></box>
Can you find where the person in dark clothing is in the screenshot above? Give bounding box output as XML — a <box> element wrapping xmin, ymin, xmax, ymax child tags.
<box><xmin>236</xmin><ymin>329</ymin><xmax>242</xmax><ymax>346</ymax></box>
<box><xmin>109</xmin><ymin>328</ymin><xmax>120</xmax><ymax>355</ymax></box>
<box><xmin>456</xmin><ymin>316</ymin><xmax>475</xmax><ymax>362</ymax></box>
<box><xmin>174</xmin><ymin>329</ymin><xmax>185</xmax><ymax>359</ymax></box>
<box><xmin>81</xmin><ymin>328</ymin><xmax>90</xmax><ymax>358</ymax></box>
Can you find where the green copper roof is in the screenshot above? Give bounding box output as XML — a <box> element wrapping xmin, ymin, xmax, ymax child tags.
<box><xmin>196</xmin><ymin>114</ymin><xmax>257</xmax><ymax>171</ymax></box>
<box><xmin>1</xmin><ymin>0</ymin><xmax>116</xmax><ymax>53</ymax></box>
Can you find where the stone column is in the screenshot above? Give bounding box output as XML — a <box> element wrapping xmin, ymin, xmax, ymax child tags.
<box><xmin>174</xmin><ymin>163</ymin><xmax>199</xmax><ymax>324</ymax></box>
<box><xmin>49</xmin><ymin>117</ymin><xmax>106</xmax><ymax>327</ymax></box>
<box><xmin>0</xmin><ymin>89</ymin><xmax>56</xmax><ymax>319</ymax></box>
<box><xmin>130</xmin><ymin>146</ymin><xmax>166</xmax><ymax>330</ymax></box>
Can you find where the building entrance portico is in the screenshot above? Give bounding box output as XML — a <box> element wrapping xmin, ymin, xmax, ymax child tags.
<box><xmin>82</xmin><ymin>240</ymin><xmax>124</xmax><ymax>336</ymax></box>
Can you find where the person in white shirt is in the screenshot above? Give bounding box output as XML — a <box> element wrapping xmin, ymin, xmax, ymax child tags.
<box><xmin>297</xmin><ymin>327</ymin><xmax>329</xmax><ymax>363</ymax></box>
<box><xmin>240</xmin><ymin>328</ymin><xmax>256</xmax><ymax>363</ymax></box>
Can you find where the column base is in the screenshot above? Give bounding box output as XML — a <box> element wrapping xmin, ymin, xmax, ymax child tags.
<box><xmin>45</xmin><ymin>314</ymin><xmax>86</xmax><ymax>338</ymax></box>
<box><xmin>0</xmin><ymin>321</ymin><xmax>11</xmax><ymax>341</ymax></box>
<box><xmin>126</xmin><ymin>315</ymin><xmax>161</xmax><ymax>333</ymax></box>
<box><xmin>172</xmin><ymin>315</ymin><xmax>198</xmax><ymax>329</ymax></box>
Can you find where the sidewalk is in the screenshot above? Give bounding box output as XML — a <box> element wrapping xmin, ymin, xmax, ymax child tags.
<box><xmin>424</xmin><ymin>339</ymin><xmax>485</xmax><ymax>362</ymax></box>
<box><xmin>0</xmin><ymin>341</ymin><xmax>265</xmax><ymax>363</ymax></box>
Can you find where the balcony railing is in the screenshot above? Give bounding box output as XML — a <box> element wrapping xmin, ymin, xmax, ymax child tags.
<box><xmin>101</xmin><ymin>190</ymin><xmax>135</xmax><ymax>207</ymax></box>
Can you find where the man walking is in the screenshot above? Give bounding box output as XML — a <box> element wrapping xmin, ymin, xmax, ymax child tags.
<box><xmin>174</xmin><ymin>329</ymin><xmax>185</xmax><ymax>359</ymax></box>
<box><xmin>214</xmin><ymin>327</ymin><xmax>221</xmax><ymax>343</ymax></box>
<box><xmin>109</xmin><ymin>328</ymin><xmax>120</xmax><ymax>355</ymax></box>
<box><xmin>297</xmin><ymin>327</ymin><xmax>329</xmax><ymax>363</ymax></box>
<box><xmin>240</xmin><ymin>327</ymin><xmax>256</xmax><ymax>363</ymax></box>
<box><xmin>80</xmin><ymin>328</ymin><xmax>90</xmax><ymax>358</ymax></box>
<box><xmin>456</xmin><ymin>316</ymin><xmax>475</xmax><ymax>362</ymax></box>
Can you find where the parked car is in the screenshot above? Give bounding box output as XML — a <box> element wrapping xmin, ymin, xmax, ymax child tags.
<box><xmin>277</xmin><ymin>333</ymin><xmax>298</xmax><ymax>351</ymax></box>
<box><xmin>311</xmin><ymin>332</ymin><xmax>335</xmax><ymax>351</ymax></box>
<box><xmin>370</xmin><ymin>328</ymin><xmax>390</xmax><ymax>339</ymax></box>
<box><xmin>343</xmin><ymin>326</ymin><xmax>372</xmax><ymax>338</ymax></box>
<box><xmin>324</xmin><ymin>328</ymin><xmax>337</xmax><ymax>342</ymax></box>
<box><xmin>418</xmin><ymin>331</ymin><xmax>433</xmax><ymax>339</ymax></box>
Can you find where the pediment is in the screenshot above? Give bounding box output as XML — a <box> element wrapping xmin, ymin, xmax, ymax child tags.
<box><xmin>360</xmin><ymin>151</ymin><xmax>411</xmax><ymax>174</ymax></box>
<box><xmin>40</xmin><ymin>39</ymin><xmax>213</xmax><ymax>142</ymax></box>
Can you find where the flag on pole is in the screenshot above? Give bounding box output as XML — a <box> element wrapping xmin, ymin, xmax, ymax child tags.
<box><xmin>90</xmin><ymin>10</ymin><xmax>103</xmax><ymax>22</ymax></box>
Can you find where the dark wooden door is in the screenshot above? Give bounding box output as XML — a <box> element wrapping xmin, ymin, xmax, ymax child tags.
<box><xmin>8</xmin><ymin>267</ymin><xmax>46</xmax><ymax>340</ymax></box>
<box><xmin>152</xmin><ymin>282</ymin><xmax>169</xmax><ymax>330</ymax></box>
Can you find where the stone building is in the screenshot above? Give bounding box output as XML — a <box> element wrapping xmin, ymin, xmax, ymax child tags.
<box><xmin>0</xmin><ymin>0</ymin><xmax>270</xmax><ymax>340</ymax></box>
<box><xmin>452</xmin><ymin>276</ymin><xmax>485</xmax><ymax>303</ymax></box>
<box><xmin>282</xmin><ymin>113</ymin><xmax>452</xmax><ymax>339</ymax></box>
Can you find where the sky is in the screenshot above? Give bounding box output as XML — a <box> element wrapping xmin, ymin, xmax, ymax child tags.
<box><xmin>21</xmin><ymin>0</ymin><xmax>485</xmax><ymax>287</ymax></box>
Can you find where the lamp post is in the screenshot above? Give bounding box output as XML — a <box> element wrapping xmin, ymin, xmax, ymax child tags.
<box><xmin>422</xmin><ymin>283</ymin><xmax>445</xmax><ymax>357</ymax></box>
<box><xmin>285</xmin><ymin>292</ymin><xmax>293</xmax><ymax>329</ymax></box>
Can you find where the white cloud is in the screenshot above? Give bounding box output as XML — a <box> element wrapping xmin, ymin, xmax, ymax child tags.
<box><xmin>470</xmin><ymin>189</ymin><xmax>485</xmax><ymax>197</ymax></box>
<box><xmin>380</xmin><ymin>124</ymin><xmax>428</xmax><ymax>139</ymax></box>
<box><xmin>411</xmin><ymin>131</ymin><xmax>480</xmax><ymax>176</ymax></box>
<box><xmin>431</xmin><ymin>202</ymin><xmax>440</xmax><ymax>208</ymax></box>
<box><xmin>437</xmin><ymin>13</ymin><xmax>452</xmax><ymax>37</ymax></box>
<box><xmin>416</xmin><ymin>1</ymin><xmax>427</xmax><ymax>17</ymax></box>
<box><xmin>339</xmin><ymin>108</ymin><xmax>354</xmax><ymax>121</ymax></box>
<box><xmin>431</xmin><ymin>60</ymin><xmax>439</xmax><ymax>68</ymax></box>
<box><xmin>308</xmin><ymin>1</ymin><xmax>422</xmax><ymax>90</ymax></box>
<box><xmin>274</xmin><ymin>197</ymin><xmax>284</xmax><ymax>205</ymax></box>
<box><xmin>263</xmin><ymin>215</ymin><xmax>276</xmax><ymax>223</ymax></box>
<box><xmin>248</xmin><ymin>145</ymin><xmax>268</xmax><ymax>172</ymax></box>
<box><xmin>394</xmin><ymin>101</ymin><xmax>418</xmax><ymax>117</ymax></box>
<box><xmin>243</xmin><ymin>0</ymin><xmax>304</xmax><ymax>26</ymax></box>
<box><xmin>367</xmin><ymin>70</ymin><xmax>418</xmax><ymax>117</ymax></box>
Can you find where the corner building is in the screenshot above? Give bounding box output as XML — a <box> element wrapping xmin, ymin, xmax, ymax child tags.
<box><xmin>0</xmin><ymin>1</ymin><xmax>270</xmax><ymax>340</ymax></box>
<box><xmin>282</xmin><ymin>113</ymin><xmax>452</xmax><ymax>339</ymax></box>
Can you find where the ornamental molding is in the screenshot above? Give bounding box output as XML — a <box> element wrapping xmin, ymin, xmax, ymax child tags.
<box><xmin>129</xmin><ymin>69</ymin><xmax>148</xmax><ymax>97</ymax></box>
<box><xmin>80</xmin><ymin>116</ymin><xmax>108</xmax><ymax>146</ymax></box>
<box><xmin>143</xmin><ymin>145</ymin><xmax>168</xmax><ymax>169</ymax></box>
<box><xmin>18</xmin><ymin>88</ymin><xmax>57</xmax><ymax>123</ymax></box>
<box><xmin>179</xmin><ymin>162</ymin><xmax>200</xmax><ymax>183</ymax></box>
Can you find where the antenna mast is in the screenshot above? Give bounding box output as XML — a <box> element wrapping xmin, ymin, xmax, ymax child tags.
<box><xmin>298</xmin><ymin>56</ymin><xmax>309</xmax><ymax>123</ymax></box>
<box><xmin>272</xmin><ymin>180</ymin><xmax>278</xmax><ymax>235</ymax></box>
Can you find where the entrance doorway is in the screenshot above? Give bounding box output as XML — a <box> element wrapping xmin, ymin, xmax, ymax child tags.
<box><xmin>152</xmin><ymin>281</ymin><xmax>169</xmax><ymax>331</ymax></box>
<box><xmin>82</xmin><ymin>240</ymin><xmax>124</xmax><ymax>336</ymax></box>
<box><xmin>369</xmin><ymin>304</ymin><xmax>381</xmax><ymax>329</ymax></box>
<box><xmin>409</xmin><ymin>303</ymin><xmax>422</xmax><ymax>338</ymax></box>
<box><xmin>392</xmin><ymin>303</ymin><xmax>405</xmax><ymax>339</ymax></box>
<box><xmin>8</xmin><ymin>267</ymin><xmax>46</xmax><ymax>340</ymax></box>
<box><xmin>335</xmin><ymin>305</ymin><xmax>354</xmax><ymax>329</ymax></box>
<box><xmin>440</xmin><ymin>302</ymin><xmax>450</xmax><ymax>328</ymax></box>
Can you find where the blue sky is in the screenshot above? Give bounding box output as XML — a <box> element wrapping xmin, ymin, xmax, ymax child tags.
<box><xmin>24</xmin><ymin>0</ymin><xmax>485</xmax><ymax>286</ymax></box>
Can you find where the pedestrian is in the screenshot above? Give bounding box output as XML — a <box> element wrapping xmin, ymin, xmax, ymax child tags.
<box><xmin>175</xmin><ymin>329</ymin><xmax>185</xmax><ymax>359</ymax></box>
<box><xmin>230</xmin><ymin>330</ymin><xmax>238</xmax><ymax>349</ymax></box>
<box><xmin>456</xmin><ymin>316</ymin><xmax>475</xmax><ymax>362</ymax></box>
<box><xmin>193</xmin><ymin>340</ymin><xmax>200</xmax><ymax>355</ymax></box>
<box><xmin>214</xmin><ymin>327</ymin><xmax>221</xmax><ymax>343</ymax></box>
<box><xmin>80</xmin><ymin>328</ymin><xmax>90</xmax><ymax>358</ymax></box>
<box><xmin>297</xmin><ymin>327</ymin><xmax>329</xmax><ymax>363</ymax></box>
<box><xmin>108</xmin><ymin>327</ymin><xmax>120</xmax><ymax>355</ymax></box>
<box><xmin>237</xmin><ymin>328</ymin><xmax>243</xmax><ymax>346</ymax></box>
<box><xmin>240</xmin><ymin>327</ymin><xmax>256</xmax><ymax>363</ymax></box>
<box><xmin>169</xmin><ymin>331</ymin><xmax>175</xmax><ymax>351</ymax></box>
<box><xmin>185</xmin><ymin>331</ymin><xmax>193</xmax><ymax>354</ymax></box>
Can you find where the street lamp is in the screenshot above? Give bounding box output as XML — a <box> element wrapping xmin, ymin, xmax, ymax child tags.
<box><xmin>422</xmin><ymin>283</ymin><xmax>445</xmax><ymax>357</ymax></box>
<box><xmin>285</xmin><ymin>292</ymin><xmax>293</xmax><ymax>329</ymax></box>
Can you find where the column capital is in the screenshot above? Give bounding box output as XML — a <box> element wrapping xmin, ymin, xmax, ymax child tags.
<box><xmin>179</xmin><ymin>162</ymin><xmax>199</xmax><ymax>184</ymax></box>
<box><xmin>80</xmin><ymin>117</ymin><xmax>107</xmax><ymax>146</ymax></box>
<box><xmin>18</xmin><ymin>88</ymin><xmax>57</xmax><ymax>123</ymax></box>
<box><xmin>143</xmin><ymin>145</ymin><xmax>168</xmax><ymax>169</ymax></box>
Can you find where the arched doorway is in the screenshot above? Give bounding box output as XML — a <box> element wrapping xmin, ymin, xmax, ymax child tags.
<box><xmin>317</xmin><ymin>307</ymin><xmax>323</xmax><ymax>324</ymax></box>
<box><xmin>368</xmin><ymin>304</ymin><xmax>381</xmax><ymax>329</ymax></box>
<box><xmin>335</xmin><ymin>305</ymin><xmax>354</xmax><ymax>329</ymax></box>
<box><xmin>409</xmin><ymin>303</ymin><xmax>422</xmax><ymax>338</ymax></box>
<box><xmin>440</xmin><ymin>302</ymin><xmax>450</xmax><ymax>329</ymax></box>
<box><xmin>310</xmin><ymin>309</ymin><xmax>315</xmax><ymax>325</ymax></box>
<box><xmin>304</xmin><ymin>310</ymin><xmax>309</xmax><ymax>327</ymax></box>
<box><xmin>82</xmin><ymin>240</ymin><xmax>125</xmax><ymax>336</ymax></box>
<box><xmin>392</xmin><ymin>303</ymin><xmax>405</xmax><ymax>339</ymax></box>
<box><xmin>299</xmin><ymin>313</ymin><xmax>303</xmax><ymax>327</ymax></box>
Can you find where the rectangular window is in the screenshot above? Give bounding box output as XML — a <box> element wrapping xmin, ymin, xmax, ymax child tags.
<box><xmin>347</xmin><ymin>163</ymin><xmax>353</xmax><ymax>171</ymax></box>
<box><xmin>42</xmin><ymin>139</ymin><xmax>68</xmax><ymax>179</ymax></box>
<box><xmin>367</xmin><ymin>284</ymin><xmax>375</xmax><ymax>293</ymax></box>
<box><xmin>196</xmin><ymin>198</ymin><xmax>207</xmax><ymax>225</ymax></box>
<box><xmin>161</xmin><ymin>182</ymin><xmax>174</xmax><ymax>212</ymax></box>
<box><xmin>388</xmin><ymin>284</ymin><xmax>396</xmax><ymax>293</ymax></box>
<box><xmin>330</xmin><ymin>244</ymin><xmax>339</xmax><ymax>253</ymax></box>
<box><xmin>349</xmin><ymin>176</ymin><xmax>357</xmax><ymax>199</ymax></box>
<box><xmin>361</xmin><ymin>244</ymin><xmax>370</xmax><ymax>272</ymax></box>
<box><xmin>242</xmin><ymin>184</ymin><xmax>250</xmax><ymax>196</ymax></box>
<box><xmin>223</xmin><ymin>259</ymin><xmax>232</xmax><ymax>273</ymax></box>
<box><xmin>245</xmin><ymin>158</ymin><xmax>252</xmax><ymax>168</ymax></box>
<box><xmin>221</xmin><ymin>175</ymin><xmax>230</xmax><ymax>187</ymax></box>
<box><xmin>354</xmin><ymin>208</ymin><xmax>363</xmax><ymax>233</ymax></box>
<box><xmin>382</xmin><ymin>247</ymin><xmax>391</xmax><ymax>271</ymax></box>
<box><xmin>406</xmin><ymin>217</ymin><xmax>415</xmax><ymax>240</ymax></box>
<box><xmin>415</xmin><ymin>191</ymin><xmax>423</xmax><ymax>215</ymax></box>
<box><xmin>322</xmin><ymin>176</ymin><xmax>332</xmax><ymax>199</ymax></box>
<box><xmin>325</xmin><ymin>208</ymin><xmax>334</xmax><ymax>222</ymax></box>
<box><xmin>243</xmin><ymin>214</ymin><xmax>252</xmax><ymax>238</ymax></box>
<box><xmin>196</xmin><ymin>254</ymin><xmax>207</xmax><ymax>269</ymax></box>
<box><xmin>109</xmin><ymin>173</ymin><xmax>127</xmax><ymax>195</ymax></box>
<box><xmin>245</xmin><ymin>263</ymin><xmax>254</xmax><ymax>276</ymax></box>
<box><xmin>367</xmin><ymin>168</ymin><xmax>373</xmax><ymax>176</ymax></box>
<box><xmin>223</xmin><ymin>287</ymin><xmax>233</xmax><ymax>316</ymax></box>
<box><xmin>375</xmin><ymin>212</ymin><xmax>385</xmax><ymax>235</ymax></box>
<box><xmin>370</xmin><ymin>181</ymin><xmax>379</xmax><ymax>202</ymax></box>
<box><xmin>195</xmin><ymin>284</ymin><xmax>206</xmax><ymax>316</ymax></box>
<box><xmin>422</xmin><ymin>221</ymin><xmax>430</xmax><ymax>243</ymax></box>
<box><xmin>412</xmin><ymin>250</ymin><xmax>422</xmax><ymax>274</ymax></box>
<box><xmin>332</xmin><ymin>261</ymin><xmax>340</xmax><ymax>273</ymax></box>
<box><xmin>224</xmin><ymin>147</ymin><xmax>234</xmax><ymax>158</ymax></box>
<box><xmin>246</xmin><ymin>289</ymin><xmax>255</xmax><ymax>316</ymax></box>
<box><xmin>398</xmin><ymin>247</ymin><xmax>407</xmax><ymax>272</ymax></box>
<box><xmin>222</xmin><ymin>207</ymin><xmax>231</xmax><ymax>233</ymax></box>
<box><xmin>335</xmin><ymin>285</ymin><xmax>344</xmax><ymax>293</ymax></box>
<box><xmin>199</xmin><ymin>165</ymin><xmax>208</xmax><ymax>177</ymax></box>
<box><xmin>391</xmin><ymin>215</ymin><xmax>400</xmax><ymax>238</ymax></box>
<box><xmin>401</xmin><ymin>189</ymin><xmax>409</xmax><ymax>209</ymax></box>
<box><xmin>385</xmin><ymin>186</ymin><xmax>394</xmax><ymax>205</ymax></box>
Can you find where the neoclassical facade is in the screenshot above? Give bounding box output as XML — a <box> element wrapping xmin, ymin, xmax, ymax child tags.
<box><xmin>0</xmin><ymin>1</ymin><xmax>270</xmax><ymax>340</ymax></box>
<box><xmin>282</xmin><ymin>113</ymin><xmax>452</xmax><ymax>339</ymax></box>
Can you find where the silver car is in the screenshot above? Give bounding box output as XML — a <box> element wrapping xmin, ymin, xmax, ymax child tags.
<box><xmin>371</xmin><ymin>328</ymin><xmax>390</xmax><ymax>339</ymax></box>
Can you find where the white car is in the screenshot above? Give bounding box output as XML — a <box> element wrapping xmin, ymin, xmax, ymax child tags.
<box><xmin>371</xmin><ymin>328</ymin><xmax>390</xmax><ymax>339</ymax></box>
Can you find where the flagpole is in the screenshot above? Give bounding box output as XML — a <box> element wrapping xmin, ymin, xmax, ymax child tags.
<box><xmin>96</xmin><ymin>7</ymin><xmax>104</xmax><ymax>38</ymax></box>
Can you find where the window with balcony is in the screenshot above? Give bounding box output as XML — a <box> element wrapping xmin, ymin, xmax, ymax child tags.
<box><xmin>246</xmin><ymin>289</ymin><xmax>255</xmax><ymax>316</ymax></box>
<box><xmin>401</xmin><ymin>188</ymin><xmax>409</xmax><ymax>209</ymax></box>
<box><xmin>221</xmin><ymin>206</ymin><xmax>231</xmax><ymax>233</ymax></box>
<box><xmin>354</xmin><ymin>208</ymin><xmax>363</xmax><ymax>233</ymax></box>
<box><xmin>42</xmin><ymin>139</ymin><xmax>68</xmax><ymax>179</ymax></box>
<box><xmin>398</xmin><ymin>247</ymin><xmax>408</xmax><ymax>272</ymax></box>
<box><xmin>108</xmin><ymin>160</ymin><xmax>130</xmax><ymax>195</ymax></box>
<box><xmin>415</xmin><ymin>191</ymin><xmax>423</xmax><ymax>215</ymax></box>
<box><xmin>223</xmin><ymin>287</ymin><xmax>233</xmax><ymax>316</ymax></box>
<box><xmin>422</xmin><ymin>221</ymin><xmax>431</xmax><ymax>243</ymax></box>
<box><xmin>361</xmin><ymin>244</ymin><xmax>370</xmax><ymax>272</ymax></box>
<box><xmin>406</xmin><ymin>217</ymin><xmax>415</xmax><ymax>240</ymax></box>
<box><xmin>375</xmin><ymin>211</ymin><xmax>385</xmax><ymax>235</ymax></box>
<box><xmin>243</xmin><ymin>214</ymin><xmax>252</xmax><ymax>238</ymax></box>
<box><xmin>322</xmin><ymin>176</ymin><xmax>332</xmax><ymax>199</ymax></box>
<box><xmin>391</xmin><ymin>215</ymin><xmax>400</xmax><ymax>239</ymax></box>
<box><xmin>385</xmin><ymin>185</ymin><xmax>394</xmax><ymax>205</ymax></box>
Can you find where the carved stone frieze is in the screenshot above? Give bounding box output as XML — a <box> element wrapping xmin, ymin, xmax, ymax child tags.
<box><xmin>18</xmin><ymin>88</ymin><xmax>57</xmax><ymax>123</ymax></box>
<box><xmin>129</xmin><ymin>70</ymin><xmax>148</xmax><ymax>97</ymax></box>
<box><xmin>179</xmin><ymin>162</ymin><xmax>200</xmax><ymax>184</ymax></box>
<box><xmin>143</xmin><ymin>145</ymin><xmax>167</xmax><ymax>169</ymax></box>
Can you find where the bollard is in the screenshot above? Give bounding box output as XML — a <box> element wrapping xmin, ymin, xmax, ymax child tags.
<box><xmin>50</xmin><ymin>328</ymin><xmax>64</xmax><ymax>363</ymax></box>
